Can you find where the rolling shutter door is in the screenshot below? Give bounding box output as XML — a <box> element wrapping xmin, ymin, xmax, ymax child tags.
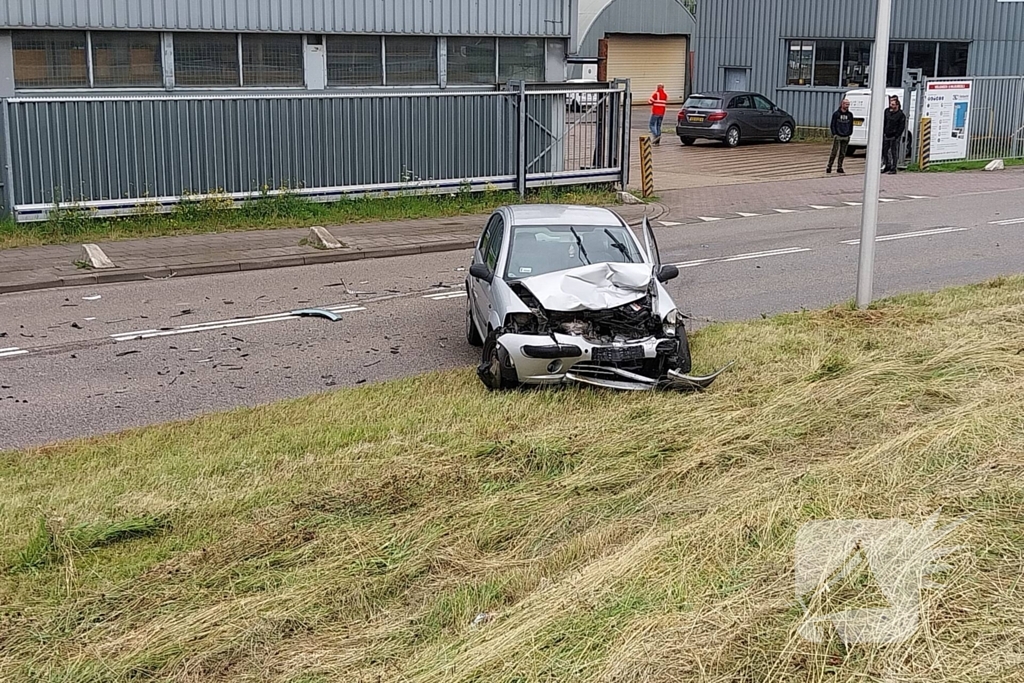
<box><xmin>605</xmin><ymin>35</ymin><xmax>688</xmax><ymax>104</ymax></box>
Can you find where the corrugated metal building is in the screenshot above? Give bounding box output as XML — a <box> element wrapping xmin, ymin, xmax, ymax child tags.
<box><xmin>693</xmin><ymin>0</ymin><xmax>1024</xmax><ymax>128</ymax></box>
<box><xmin>575</xmin><ymin>0</ymin><xmax>696</xmax><ymax>103</ymax></box>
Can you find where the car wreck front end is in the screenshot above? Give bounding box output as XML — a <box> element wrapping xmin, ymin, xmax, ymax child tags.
<box><xmin>477</xmin><ymin>262</ymin><xmax>728</xmax><ymax>392</ymax></box>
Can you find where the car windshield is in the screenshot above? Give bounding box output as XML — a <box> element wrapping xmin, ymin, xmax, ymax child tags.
<box><xmin>684</xmin><ymin>96</ymin><xmax>721</xmax><ymax>109</ymax></box>
<box><xmin>505</xmin><ymin>224</ymin><xmax>645</xmax><ymax>280</ymax></box>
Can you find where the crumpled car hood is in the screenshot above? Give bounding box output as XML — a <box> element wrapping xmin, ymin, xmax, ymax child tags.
<box><xmin>517</xmin><ymin>262</ymin><xmax>652</xmax><ymax>312</ymax></box>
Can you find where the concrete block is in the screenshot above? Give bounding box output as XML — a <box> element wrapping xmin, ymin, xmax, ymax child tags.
<box><xmin>80</xmin><ymin>243</ymin><xmax>116</xmax><ymax>269</ymax></box>
<box><xmin>307</xmin><ymin>226</ymin><xmax>344</xmax><ymax>249</ymax></box>
<box><xmin>984</xmin><ymin>159</ymin><xmax>1005</xmax><ymax>171</ymax></box>
<box><xmin>617</xmin><ymin>191</ymin><xmax>643</xmax><ymax>205</ymax></box>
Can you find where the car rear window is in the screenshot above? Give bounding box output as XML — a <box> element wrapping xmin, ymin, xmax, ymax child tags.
<box><xmin>683</xmin><ymin>97</ymin><xmax>721</xmax><ymax>109</ymax></box>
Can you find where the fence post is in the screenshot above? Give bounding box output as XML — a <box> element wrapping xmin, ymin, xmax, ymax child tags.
<box><xmin>1016</xmin><ymin>76</ymin><xmax>1024</xmax><ymax>160</ymax></box>
<box><xmin>621</xmin><ymin>82</ymin><xmax>632</xmax><ymax>189</ymax></box>
<box><xmin>639</xmin><ymin>134</ymin><xmax>655</xmax><ymax>198</ymax></box>
<box><xmin>919</xmin><ymin>116</ymin><xmax>932</xmax><ymax>170</ymax></box>
<box><xmin>0</xmin><ymin>99</ymin><xmax>14</xmax><ymax>219</ymax></box>
<box><xmin>516</xmin><ymin>80</ymin><xmax>527</xmax><ymax>198</ymax></box>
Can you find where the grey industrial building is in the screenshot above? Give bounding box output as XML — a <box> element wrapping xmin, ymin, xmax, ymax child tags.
<box><xmin>692</xmin><ymin>0</ymin><xmax>1024</xmax><ymax>128</ymax></box>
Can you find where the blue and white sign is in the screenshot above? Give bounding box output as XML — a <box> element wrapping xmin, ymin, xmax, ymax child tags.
<box><xmin>922</xmin><ymin>81</ymin><xmax>973</xmax><ymax>162</ymax></box>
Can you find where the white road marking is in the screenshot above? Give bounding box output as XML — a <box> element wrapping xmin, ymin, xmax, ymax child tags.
<box><xmin>423</xmin><ymin>291</ymin><xmax>468</xmax><ymax>301</ymax></box>
<box><xmin>773</xmin><ymin>208</ymin><xmax>798</xmax><ymax>214</ymax></box>
<box><xmin>809</xmin><ymin>205</ymin><xmax>834</xmax><ymax>210</ymax></box>
<box><xmin>843</xmin><ymin>201</ymin><xmax>863</xmax><ymax>206</ymax></box>
<box><xmin>878</xmin><ymin>198</ymin><xmax>898</xmax><ymax>203</ymax></box>
<box><xmin>906</xmin><ymin>195</ymin><xmax>933</xmax><ymax>200</ymax></box>
<box><xmin>697</xmin><ymin>216</ymin><xmax>723</xmax><ymax>222</ymax></box>
<box><xmin>841</xmin><ymin>227</ymin><xmax>969</xmax><ymax>245</ymax></box>
<box><xmin>735</xmin><ymin>212</ymin><xmax>760</xmax><ymax>217</ymax></box>
<box><xmin>0</xmin><ymin>347</ymin><xmax>28</xmax><ymax>359</ymax></box>
<box><xmin>111</xmin><ymin>305</ymin><xmax>366</xmax><ymax>342</ymax></box>
<box><xmin>674</xmin><ymin>246</ymin><xmax>811</xmax><ymax>269</ymax></box>
<box><xmin>658</xmin><ymin>221</ymin><xmax>683</xmax><ymax>227</ymax></box>
<box><xmin>989</xmin><ymin>217</ymin><xmax>1024</xmax><ymax>226</ymax></box>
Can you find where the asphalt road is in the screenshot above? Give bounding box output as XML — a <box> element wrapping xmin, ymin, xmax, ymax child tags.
<box><xmin>2</xmin><ymin>182</ymin><xmax>1023</xmax><ymax>449</ymax></box>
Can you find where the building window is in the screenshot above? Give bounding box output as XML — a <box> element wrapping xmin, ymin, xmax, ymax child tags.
<box><xmin>812</xmin><ymin>40</ymin><xmax>842</xmax><ymax>87</ymax></box>
<box><xmin>12</xmin><ymin>31</ymin><xmax>89</xmax><ymax>88</ymax></box>
<box><xmin>327</xmin><ymin>36</ymin><xmax>383</xmax><ymax>86</ymax></box>
<box><xmin>448</xmin><ymin>37</ymin><xmax>496</xmax><ymax>85</ymax></box>
<box><xmin>242</xmin><ymin>34</ymin><xmax>303</xmax><ymax>86</ymax></box>
<box><xmin>906</xmin><ymin>41</ymin><xmax>938</xmax><ymax>79</ymax></box>
<box><xmin>938</xmin><ymin>42</ymin><xmax>969</xmax><ymax>78</ymax></box>
<box><xmin>385</xmin><ymin>37</ymin><xmax>438</xmax><ymax>85</ymax></box>
<box><xmin>786</xmin><ymin>40</ymin><xmax>813</xmax><ymax>86</ymax></box>
<box><xmin>843</xmin><ymin>41</ymin><xmax>871</xmax><ymax>87</ymax></box>
<box><xmin>174</xmin><ymin>33</ymin><xmax>239</xmax><ymax>87</ymax></box>
<box><xmin>498</xmin><ymin>38</ymin><xmax>546</xmax><ymax>83</ymax></box>
<box><xmin>91</xmin><ymin>31</ymin><xmax>163</xmax><ymax>87</ymax></box>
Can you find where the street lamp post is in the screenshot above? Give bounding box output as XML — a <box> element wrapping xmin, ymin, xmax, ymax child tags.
<box><xmin>855</xmin><ymin>0</ymin><xmax>894</xmax><ymax>309</ymax></box>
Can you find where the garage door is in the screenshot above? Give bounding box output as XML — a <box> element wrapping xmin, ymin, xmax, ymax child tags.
<box><xmin>606</xmin><ymin>34</ymin><xmax>688</xmax><ymax>104</ymax></box>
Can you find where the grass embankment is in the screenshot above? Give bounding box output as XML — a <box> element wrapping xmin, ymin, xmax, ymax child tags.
<box><xmin>3</xmin><ymin>278</ymin><xmax>1024</xmax><ymax>682</ymax></box>
<box><xmin>909</xmin><ymin>157</ymin><xmax>1024</xmax><ymax>173</ymax></box>
<box><xmin>0</xmin><ymin>185</ymin><xmax>618</xmax><ymax>251</ymax></box>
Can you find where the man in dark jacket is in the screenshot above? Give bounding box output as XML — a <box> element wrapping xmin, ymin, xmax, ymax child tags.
<box><xmin>882</xmin><ymin>96</ymin><xmax>908</xmax><ymax>175</ymax></box>
<box><xmin>827</xmin><ymin>98</ymin><xmax>854</xmax><ymax>175</ymax></box>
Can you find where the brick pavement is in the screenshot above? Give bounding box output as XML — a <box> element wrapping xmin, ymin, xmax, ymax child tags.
<box><xmin>1</xmin><ymin>167</ymin><xmax>1021</xmax><ymax>295</ymax></box>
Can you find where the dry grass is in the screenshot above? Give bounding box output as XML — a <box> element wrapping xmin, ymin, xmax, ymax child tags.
<box><xmin>2</xmin><ymin>277</ymin><xmax>1024</xmax><ymax>682</ymax></box>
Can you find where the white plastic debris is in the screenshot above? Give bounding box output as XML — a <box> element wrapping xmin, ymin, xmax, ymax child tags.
<box><xmin>984</xmin><ymin>159</ymin><xmax>1005</xmax><ymax>171</ymax></box>
<box><xmin>617</xmin><ymin>191</ymin><xmax>643</xmax><ymax>205</ymax></box>
<box><xmin>82</xmin><ymin>295</ymin><xmax>102</xmax><ymax>301</ymax></box>
<box><xmin>471</xmin><ymin>612</ymin><xmax>496</xmax><ymax>628</ymax></box>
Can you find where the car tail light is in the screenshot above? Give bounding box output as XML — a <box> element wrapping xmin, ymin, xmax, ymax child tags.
<box><xmin>678</xmin><ymin>108</ymin><xmax>688</xmax><ymax>120</ymax></box>
<box><xmin>707</xmin><ymin>111</ymin><xmax>728</xmax><ymax>122</ymax></box>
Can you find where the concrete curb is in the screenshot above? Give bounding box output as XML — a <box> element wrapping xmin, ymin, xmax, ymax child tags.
<box><xmin>0</xmin><ymin>238</ymin><xmax>477</xmax><ymax>295</ymax></box>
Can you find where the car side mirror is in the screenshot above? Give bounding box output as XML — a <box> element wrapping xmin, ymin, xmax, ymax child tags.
<box><xmin>469</xmin><ymin>263</ymin><xmax>494</xmax><ymax>284</ymax></box>
<box><xmin>657</xmin><ymin>264</ymin><xmax>679</xmax><ymax>283</ymax></box>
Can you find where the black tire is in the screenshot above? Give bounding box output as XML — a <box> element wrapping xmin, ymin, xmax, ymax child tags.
<box><xmin>777</xmin><ymin>122</ymin><xmax>794</xmax><ymax>143</ymax></box>
<box><xmin>675</xmin><ymin>326</ymin><xmax>693</xmax><ymax>375</ymax></box>
<box><xmin>477</xmin><ymin>331</ymin><xmax>519</xmax><ymax>391</ymax></box>
<box><xmin>724</xmin><ymin>126</ymin><xmax>741</xmax><ymax>148</ymax></box>
<box><xmin>466</xmin><ymin>291</ymin><xmax>483</xmax><ymax>347</ymax></box>
<box><xmin>680</xmin><ymin>137</ymin><xmax>696</xmax><ymax>146</ymax></box>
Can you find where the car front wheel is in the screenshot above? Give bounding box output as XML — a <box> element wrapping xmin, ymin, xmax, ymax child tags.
<box><xmin>777</xmin><ymin>122</ymin><xmax>794</xmax><ymax>143</ymax></box>
<box><xmin>478</xmin><ymin>331</ymin><xmax>519</xmax><ymax>391</ymax></box>
<box><xmin>724</xmin><ymin>126</ymin><xmax>741</xmax><ymax>148</ymax></box>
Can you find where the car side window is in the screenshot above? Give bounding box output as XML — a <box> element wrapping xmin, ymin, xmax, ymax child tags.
<box><xmin>479</xmin><ymin>215</ymin><xmax>500</xmax><ymax>263</ymax></box>
<box><xmin>731</xmin><ymin>95</ymin><xmax>752</xmax><ymax>109</ymax></box>
<box><xmin>753</xmin><ymin>95</ymin><xmax>774</xmax><ymax>111</ymax></box>
<box><xmin>485</xmin><ymin>218</ymin><xmax>504</xmax><ymax>271</ymax></box>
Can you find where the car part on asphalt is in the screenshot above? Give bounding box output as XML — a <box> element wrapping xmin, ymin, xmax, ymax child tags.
<box><xmin>292</xmin><ymin>309</ymin><xmax>342</xmax><ymax>322</ymax></box>
<box><xmin>467</xmin><ymin>206</ymin><xmax>733</xmax><ymax>393</ymax></box>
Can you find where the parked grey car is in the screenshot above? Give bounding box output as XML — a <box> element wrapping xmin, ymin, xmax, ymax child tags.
<box><xmin>675</xmin><ymin>91</ymin><xmax>796</xmax><ymax>148</ymax></box>
<box><xmin>465</xmin><ymin>205</ymin><xmax>731</xmax><ymax>392</ymax></box>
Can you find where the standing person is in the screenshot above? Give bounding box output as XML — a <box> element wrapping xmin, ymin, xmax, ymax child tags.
<box><xmin>882</xmin><ymin>95</ymin><xmax>907</xmax><ymax>175</ymax></box>
<box><xmin>648</xmin><ymin>84</ymin><xmax>668</xmax><ymax>146</ymax></box>
<box><xmin>827</xmin><ymin>98</ymin><xmax>854</xmax><ymax>175</ymax></box>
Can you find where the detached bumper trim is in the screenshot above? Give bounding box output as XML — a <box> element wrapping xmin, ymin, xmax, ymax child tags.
<box><xmin>522</xmin><ymin>344</ymin><xmax>584</xmax><ymax>359</ymax></box>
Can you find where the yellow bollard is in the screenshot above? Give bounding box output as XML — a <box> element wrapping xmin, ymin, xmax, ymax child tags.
<box><xmin>919</xmin><ymin>117</ymin><xmax>932</xmax><ymax>170</ymax></box>
<box><xmin>639</xmin><ymin>135</ymin><xmax>655</xmax><ymax>198</ymax></box>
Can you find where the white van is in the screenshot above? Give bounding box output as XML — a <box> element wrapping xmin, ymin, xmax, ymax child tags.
<box><xmin>844</xmin><ymin>87</ymin><xmax>918</xmax><ymax>155</ymax></box>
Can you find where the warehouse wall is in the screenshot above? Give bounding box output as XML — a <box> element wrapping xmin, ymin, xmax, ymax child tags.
<box><xmin>576</xmin><ymin>0</ymin><xmax>696</xmax><ymax>59</ymax></box>
<box><xmin>694</xmin><ymin>0</ymin><xmax>1024</xmax><ymax>127</ymax></box>
<box><xmin>0</xmin><ymin>0</ymin><xmax>575</xmax><ymax>37</ymax></box>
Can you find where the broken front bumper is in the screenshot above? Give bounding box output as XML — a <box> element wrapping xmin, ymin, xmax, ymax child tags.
<box><xmin>494</xmin><ymin>332</ymin><xmax>731</xmax><ymax>392</ymax></box>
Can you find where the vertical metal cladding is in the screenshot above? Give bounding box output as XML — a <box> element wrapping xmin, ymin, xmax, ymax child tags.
<box><xmin>577</xmin><ymin>0</ymin><xmax>697</xmax><ymax>58</ymax></box>
<box><xmin>0</xmin><ymin>0</ymin><xmax>574</xmax><ymax>36</ymax></box>
<box><xmin>694</xmin><ymin>0</ymin><xmax>1024</xmax><ymax>127</ymax></box>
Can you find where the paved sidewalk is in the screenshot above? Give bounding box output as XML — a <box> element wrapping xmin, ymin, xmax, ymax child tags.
<box><xmin>0</xmin><ymin>204</ymin><xmax>661</xmax><ymax>294</ymax></box>
<box><xmin>2</xmin><ymin>167</ymin><xmax>1022</xmax><ymax>295</ymax></box>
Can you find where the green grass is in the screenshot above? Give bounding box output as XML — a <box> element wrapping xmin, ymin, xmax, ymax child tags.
<box><xmin>0</xmin><ymin>185</ymin><xmax>618</xmax><ymax>251</ymax></box>
<box><xmin>908</xmin><ymin>157</ymin><xmax>1024</xmax><ymax>173</ymax></box>
<box><xmin>3</xmin><ymin>277</ymin><xmax>1024</xmax><ymax>681</ymax></box>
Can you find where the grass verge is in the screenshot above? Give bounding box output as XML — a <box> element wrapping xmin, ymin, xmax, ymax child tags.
<box><xmin>0</xmin><ymin>185</ymin><xmax>618</xmax><ymax>251</ymax></box>
<box><xmin>908</xmin><ymin>157</ymin><xmax>1024</xmax><ymax>173</ymax></box>
<box><xmin>3</xmin><ymin>277</ymin><xmax>1024</xmax><ymax>681</ymax></box>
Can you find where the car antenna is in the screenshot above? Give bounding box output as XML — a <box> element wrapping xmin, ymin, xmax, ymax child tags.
<box><xmin>569</xmin><ymin>227</ymin><xmax>591</xmax><ymax>265</ymax></box>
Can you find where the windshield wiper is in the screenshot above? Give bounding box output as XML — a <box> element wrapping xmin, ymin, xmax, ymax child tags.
<box><xmin>604</xmin><ymin>229</ymin><xmax>632</xmax><ymax>261</ymax></box>
<box><xmin>570</xmin><ymin>227</ymin><xmax>591</xmax><ymax>265</ymax></box>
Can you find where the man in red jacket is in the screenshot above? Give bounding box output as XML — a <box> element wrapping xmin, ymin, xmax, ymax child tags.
<box><xmin>648</xmin><ymin>84</ymin><xmax>668</xmax><ymax>145</ymax></box>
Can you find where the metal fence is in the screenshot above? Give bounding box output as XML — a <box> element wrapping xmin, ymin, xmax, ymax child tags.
<box><xmin>0</xmin><ymin>82</ymin><xmax>631</xmax><ymax>222</ymax></box>
<box><xmin>918</xmin><ymin>76</ymin><xmax>1024</xmax><ymax>164</ymax></box>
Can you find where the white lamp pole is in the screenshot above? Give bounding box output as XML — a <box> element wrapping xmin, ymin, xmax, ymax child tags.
<box><xmin>856</xmin><ymin>0</ymin><xmax>894</xmax><ymax>308</ymax></box>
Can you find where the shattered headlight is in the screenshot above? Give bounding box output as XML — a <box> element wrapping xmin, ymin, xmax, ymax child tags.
<box><xmin>663</xmin><ymin>309</ymin><xmax>681</xmax><ymax>337</ymax></box>
<box><xmin>506</xmin><ymin>312</ymin><xmax>541</xmax><ymax>333</ymax></box>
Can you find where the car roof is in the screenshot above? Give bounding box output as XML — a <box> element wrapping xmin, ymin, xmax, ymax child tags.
<box><xmin>505</xmin><ymin>204</ymin><xmax>625</xmax><ymax>227</ymax></box>
<box><xmin>688</xmin><ymin>91</ymin><xmax>755</xmax><ymax>98</ymax></box>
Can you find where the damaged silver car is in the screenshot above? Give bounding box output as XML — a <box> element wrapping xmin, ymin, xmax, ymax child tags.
<box><xmin>466</xmin><ymin>205</ymin><xmax>731</xmax><ymax>392</ymax></box>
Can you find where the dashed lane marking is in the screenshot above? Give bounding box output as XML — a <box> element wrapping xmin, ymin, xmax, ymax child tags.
<box><xmin>840</xmin><ymin>227</ymin><xmax>969</xmax><ymax>245</ymax></box>
<box><xmin>658</xmin><ymin>221</ymin><xmax>683</xmax><ymax>227</ymax></box>
<box><xmin>843</xmin><ymin>201</ymin><xmax>863</xmax><ymax>206</ymax></box>
<box><xmin>674</xmin><ymin>247</ymin><xmax>811</xmax><ymax>269</ymax></box>
<box><xmin>773</xmin><ymin>208</ymin><xmax>798</xmax><ymax>214</ymax></box>
<box><xmin>735</xmin><ymin>212</ymin><xmax>760</xmax><ymax>217</ymax></box>
<box><xmin>809</xmin><ymin>205</ymin><xmax>834</xmax><ymax>210</ymax></box>
<box><xmin>697</xmin><ymin>216</ymin><xmax>724</xmax><ymax>222</ymax></box>
<box><xmin>989</xmin><ymin>217</ymin><xmax>1024</xmax><ymax>226</ymax></box>
<box><xmin>0</xmin><ymin>347</ymin><xmax>28</xmax><ymax>359</ymax></box>
<box><xmin>423</xmin><ymin>291</ymin><xmax>468</xmax><ymax>301</ymax></box>
<box><xmin>111</xmin><ymin>305</ymin><xmax>367</xmax><ymax>342</ymax></box>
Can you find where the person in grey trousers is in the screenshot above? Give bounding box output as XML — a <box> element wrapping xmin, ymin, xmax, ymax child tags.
<box><xmin>826</xmin><ymin>99</ymin><xmax>854</xmax><ymax>175</ymax></box>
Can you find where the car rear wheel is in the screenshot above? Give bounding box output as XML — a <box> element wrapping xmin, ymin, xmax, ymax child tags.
<box><xmin>724</xmin><ymin>126</ymin><xmax>741</xmax><ymax>148</ymax></box>
<box><xmin>680</xmin><ymin>137</ymin><xmax>696</xmax><ymax>146</ymax></box>
<box><xmin>777</xmin><ymin>122</ymin><xmax>794</xmax><ymax>143</ymax></box>
<box><xmin>466</xmin><ymin>293</ymin><xmax>483</xmax><ymax>347</ymax></box>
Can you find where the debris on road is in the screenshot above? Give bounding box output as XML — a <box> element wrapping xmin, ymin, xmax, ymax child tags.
<box><xmin>171</xmin><ymin>309</ymin><xmax>194</xmax><ymax>318</ymax></box>
<box><xmin>71</xmin><ymin>322</ymin><xmax>82</xmax><ymax>329</ymax></box>
<box><xmin>116</xmin><ymin>350</ymin><xmax>140</xmax><ymax>357</ymax></box>
<box><xmin>471</xmin><ymin>612</ymin><xmax>496</xmax><ymax>628</ymax></box>
<box><xmin>293</xmin><ymin>309</ymin><xmax>342</xmax><ymax>322</ymax></box>
<box><xmin>82</xmin><ymin>295</ymin><xmax>102</xmax><ymax>301</ymax></box>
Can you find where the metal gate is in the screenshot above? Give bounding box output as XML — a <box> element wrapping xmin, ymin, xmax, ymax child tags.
<box><xmin>915</xmin><ymin>76</ymin><xmax>1024</xmax><ymax>164</ymax></box>
<box><xmin>0</xmin><ymin>84</ymin><xmax>631</xmax><ymax>222</ymax></box>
